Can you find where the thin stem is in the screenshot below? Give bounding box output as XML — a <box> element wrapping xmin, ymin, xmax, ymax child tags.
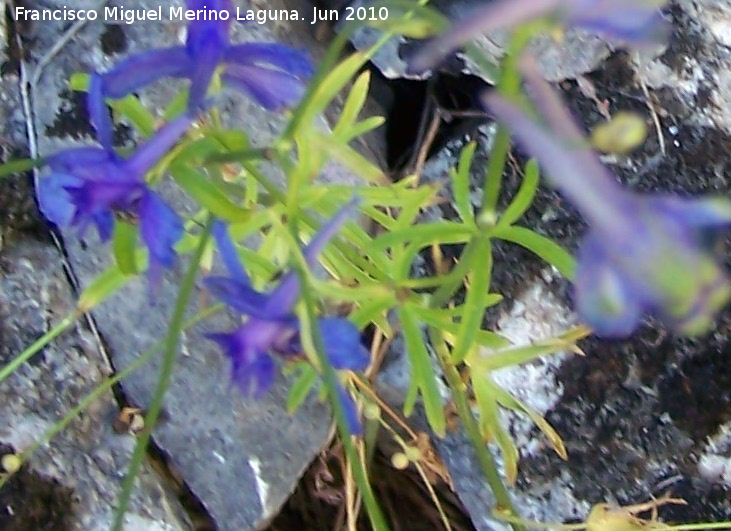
<box><xmin>111</xmin><ymin>218</ymin><xmax>213</xmax><ymax>531</ymax></box>
<box><xmin>296</xmin><ymin>269</ymin><xmax>390</xmax><ymax>531</ymax></box>
<box><xmin>428</xmin><ymin>327</ymin><xmax>524</xmax><ymax>531</ymax></box>
<box><xmin>0</xmin><ymin>313</ymin><xmax>78</xmax><ymax>384</ymax></box>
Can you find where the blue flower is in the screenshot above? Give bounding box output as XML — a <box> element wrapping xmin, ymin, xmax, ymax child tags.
<box><xmin>97</xmin><ymin>0</ymin><xmax>313</xmax><ymax>111</ymax></box>
<box><xmin>37</xmin><ymin>74</ymin><xmax>188</xmax><ymax>286</ymax></box>
<box><xmin>205</xmin><ymin>200</ymin><xmax>369</xmax><ymax>434</ymax></box>
<box><xmin>483</xmin><ymin>59</ymin><xmax>731</xmax><ymax>337</ymax></box>
<box><xmin>409</xmin><ymin>0</ymin><xmax>670</xmax><ymax>73</ymax></box>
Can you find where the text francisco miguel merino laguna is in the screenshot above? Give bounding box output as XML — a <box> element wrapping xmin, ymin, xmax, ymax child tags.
<box><xmin>14</xmin><ymin>5</ymin><xmax>359</xmax><ymax>25</ymax></box>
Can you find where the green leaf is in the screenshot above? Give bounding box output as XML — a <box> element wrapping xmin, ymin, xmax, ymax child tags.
<box><xmin>471</xmin><ymin>374</ymin><xmax>520</xmax><ymax>484</ymax></box>
<box><xmin>68</xmin><ymin>72</ymin><xmax>89</xmax><ymax>91</ymax></box>
<box><xmin>169</xmin><ymin>164</ymin><xmax>251</xmax><ymax>223</ymax></box>
<box><xmin>163</xmin><ymin>89</ymin><xmax>190</xmax><ymax>121</ymax></box>
<box><xmin>369</xmin><ymin>1</ymin><xmax>449</xmax><ymax>37</ymax></box>
<box><xmin>466</xmin><ymin>325</ymin><xmax>590</xmax><ymax>372</ymax></box>
<box><xmin>489</xmin><ymin>382</ymin><xmax>567</xmax><ymax>461</ymax></box>
<box><xmin>451</xmin><ymin>141</ymin><xmax>477</xmax><ymax>225</ymax></box>
<box><xmin>399</xmin><ymin>304</ymin><xmax>446</xmax><ymax>437</ymax></box>
<box><xmin>310</xmin><ymin>132</ymin><xmax>387</xmax><ymax>184</ymax></box>
<box><xmin>349</xmin><ymin>297</ymin><xmax>393</xmax><ymax>334</ymax></box>
<box><xmin>112</xmin><ymin>220</ymin><xmax>139</xmax><ymax>275</ymax></box>
<box><xmin>494</xmin><ymin>225</ymin><xmax>576</xmax><ymax>280</ymax></box>
<box><xmin>286</xmin><ymin>363</ymin><xmax>319</xmax><ymax>413</ymax></box>
<box><xmin>301</xmin><ymin>52</ymin><xmax>371</xmax><ymax>126</ymax></box>
<box><xmin>334</xmin><ymin>71</ymin><xmax>372</xmax><ymax>137</ymax></box>
<box><xmin>411</xmin><ymin>305</ymin><xmax>507</xmax><ymax>349</ymax></box>
<box><xmin>371</xmin><ymin>221</ymin><xmax>474</xmax><ymax>250</ymax></box>
<box><xmin>449</xmin><ymin>236</ymin><xmax>494</xmax><ymax>364</ymax></box>
<box><xmin>338</xmin><ymin>116</ymin><xmax>385</xmax><ymax>143</ymax></box>
<box><xmin>112</xmin><ymin>95</ymin><xmax>156</xmax><ymax>138</ymax></box>
<box><xmin>77</xmin><ymin>266</ymin><xmax>132</xmax><ymax>312</ymax></box>
<box><xmin>498</xmin><ymin>158</ymin><xmax>540</xmax><ymax>228</ymax></box>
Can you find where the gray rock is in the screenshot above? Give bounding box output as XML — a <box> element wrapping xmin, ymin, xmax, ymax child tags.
<box><xmin>0</xmin><ymin>235</ymin><xmax>192</xmax><ymax>530</ymax></box>
<box><xmin>13</xmin><ymin>0</ymin><xmax>367</xmax><ymax>529</ymax></box>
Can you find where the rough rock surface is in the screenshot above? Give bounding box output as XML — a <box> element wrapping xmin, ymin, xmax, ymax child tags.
<box><xmin>0</xmin><ymin>234</ymin><xmax>193</xmax><ymax>530</ymax></box>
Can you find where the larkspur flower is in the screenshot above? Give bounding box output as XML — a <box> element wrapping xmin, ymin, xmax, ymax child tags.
<box><xmin>37</xmin><ymin>74</ymin><xmax>188</xmax><ymax>286</ymax></box>
<box><xmin>409</xmin><ymin>0</ymin><xmax>670</xmax><ymax>73</ymax></box>
<box><xmin>205</xmin><ymin>201</ymin><xmax>370</xmax><ymax>434</ymax></box>
<box><xmin>483</xmin><ymin>58</ymin><xmax>731</xmax><ymax>337</ymax></box>
<box><xmin>97</xmin><ymin>0</ymin><xmax>313</xmax><ymax>111</ymax></box>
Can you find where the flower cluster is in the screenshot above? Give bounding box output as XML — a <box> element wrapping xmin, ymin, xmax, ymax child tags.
<box><xmin>32</xmin><ymin>0</ymin><xmax>374</xmax><ymax>419</ymax></box>
<box><xmin>205</xmin><ymin>201</ymin><xmax>370</xmax><ymax>433</ymax></box>
<box><xmin>483</xmin><ymin>58</ymin><xmax>731</xmax><ymax>336</ymax></box>
<box><xmin>37</xmin><ymin>0</ymin><xmax>314</xmax><ymax>286</ymax></box>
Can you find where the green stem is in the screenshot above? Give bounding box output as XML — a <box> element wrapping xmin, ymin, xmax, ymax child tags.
<box><xmin>111</xmin><ymin>218</ymin><xmax>213</xmax><ymax>531</ymax></box>
<box><xmin>292</xmin><ymin>236</ymin><xmax>390</xmax><ymax>530</ymax></box>
<box><xmin>0</xmin><ymin>313</ymin><xmax>78</xmax><ymax>384</ymax></box>
<box><xmin>429</xmin><ymin>328</ymin><xmax>524</xmax><ymax>531</ymax></box>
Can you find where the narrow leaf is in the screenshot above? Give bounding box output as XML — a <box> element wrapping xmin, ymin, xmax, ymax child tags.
<box><xmin>170</xmin><ymin>164</ymin><xmax>251</xmax><ymax>223</ymax></box>
<box><xmin>494</xmin><ymin>225</ymin><xmax>576</xmax><ymax>280</ymax></box>
<box><xmin>498</xmin><ymin>158</ymin><xmax>540</xmax><ymax>228</ymax></box>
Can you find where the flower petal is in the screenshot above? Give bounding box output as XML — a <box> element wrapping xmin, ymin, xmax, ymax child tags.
<box><xmin>648</xmin><ymin>195</ymin><xmax>731</xmax><ymax>230</ymax></box>
<box><xmin>88</xmin><ymin>73</ymin><xmax>114</xmax><ymax>151</ymax></box>
<box><xmin>187</xmin><ymin>37</ymin><xmax>226</xmax><ymax>111</ymax></box>
<box><xmin>207</xmin><ymin>329</ymin><xmax>276</xmax><ymax>398</ymax></box>
<box><xmin>212</xmin><ymin>220</ymin><xmax>251</xmax><ymax>285</ymax></box>
<box><xmin>100</xmin><ymin>47</ymin><xmax>192</xmax><ymax>99</ymax></box>
<box><xmin>224</xmin><ymin>43</ymin><xmax>314</xmax><ymax>78</ymax></box>
<box><xmin>574</xmin><ymin>233</ymin><xmax>646</xmax><ymax>336</ymax></box>
<box><xmin>36</xmin><ymin>173</ymin><xmax>82</xmax><ymax>227</ymax></box>
<box><xmin>204</xmin><ymin>276</ymin><xmax>275</xmax><ymax>317</ymax></box>
<box><xmin>571</xmin><ymin>2</ymin><xmax>671</xmax><ymax>46</ymax></box>
<box><xmin>318</xmin><ymin>317</ymin><xmax>370</xmax><ymax>371</ymax></box>
<box><xmin>126</xmin><ymin>114</ymin><xmax>194</xmax><ymax>177</ymax></box>
<box><xmin>221</xmin><ymin>65</ymin><xmax>307</xmax><ymax>110</ymax></box>
<box><xmin>335</xmin><ymin>383</ymin><xmax>363</xmax><ymax>436</ymax></box>
<box><xmin>139</xmin><ymin>191</ymin><xmax>183</xmax><ymax>270</ymax></box>
<box><xmin>46</xmin><ymin>148</ymin><xmax>114</xmax><ymax>175</ymax></box>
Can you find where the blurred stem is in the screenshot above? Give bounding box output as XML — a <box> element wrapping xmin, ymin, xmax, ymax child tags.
<box><xmin>112</xmin><ymin>217</ymin><xmax>213</xmax><ymax>531</ymax></box>
<box><xmin>429</xmin><ymin>327</ymin><xmax>524</xmax><ymax>531</ymax></box>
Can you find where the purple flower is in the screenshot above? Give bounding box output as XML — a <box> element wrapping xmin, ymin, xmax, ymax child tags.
<box><xmin>205</xmin><ymin>200</ymin><xmax>369</xmax><ymax>433</ymax></box>
<box><xmin>37</xmin><ymin>74</ymin><xmax>187</xmax><ymax>285</ymax></box>
<box><xmin>409</xmin><ymin>0</ymin><xmax>670</xmax><ymax>73</ymax></box>
<box><xmin>98</xmin><ymin>0</ymin><xmax>313</xmax><ymax>111</ymax></box>
<box><xmin>483</xmin><ymin>59</ymin><xmax>731</xmax><ymax>337</ymax></box>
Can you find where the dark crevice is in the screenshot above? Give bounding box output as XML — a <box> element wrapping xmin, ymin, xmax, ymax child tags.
<box><xmin>368</xmin><ymin>68</ymin><xmax>491</xmax><ymax>175</ymax></box>
<box><xmin>0</xmin><ymin>443</ymin><xmax>75</xmax><ymax>531</ymax></box>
